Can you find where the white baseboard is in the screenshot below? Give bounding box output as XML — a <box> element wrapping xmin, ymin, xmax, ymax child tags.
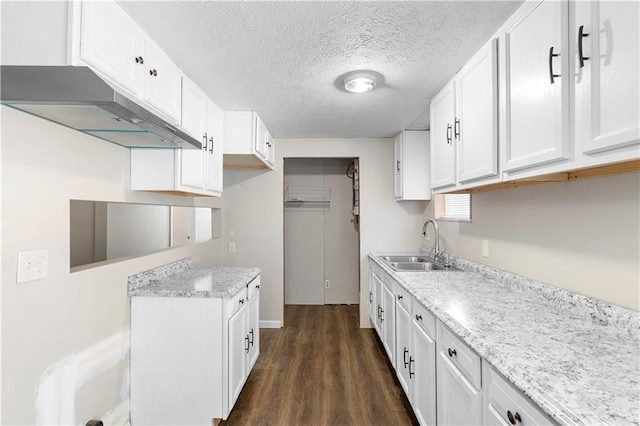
<box><xmin>259</xmin><ymin>320</ymin><xmax>282</xmax><ymax>328</ymax></box>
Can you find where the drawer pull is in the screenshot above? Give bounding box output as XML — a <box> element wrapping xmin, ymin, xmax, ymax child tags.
<box><xmin>415</xmin><ymin>314</ymin><xmax>422</xmax><ymax>321</ymax></box>
<box><xmin>447</xmin><ymin>348</ymin><xmax>457</xmax><ymax>357</ymax></box>
<box><xmin>507</xmin><ymin>410</ymin><xmax>522</xmax><ymax>425</ymax></box>
<box><xmin>245</xmin><ymin>335</ymin><xmax>250</xmax><ymax>353</ymax></box>
<box><xmin>397</xmin><ymin>294</ymin><xmax>403</xmax><ymax>301</ymax></box>
<box><xmin>239</xmin><ymin>298</ymin><xmax>245</xmax><ymax>305</ymax></box>
<box><xmin>403</xmin><ymin>347</ymin><xmax>409</xmax><ymax>368</ymax></box>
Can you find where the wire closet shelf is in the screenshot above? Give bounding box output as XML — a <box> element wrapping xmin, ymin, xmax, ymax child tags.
<box><xmin>284</xmin><ymin>186</ymin><xmax>331</xmax><ymax>207</ymax></box>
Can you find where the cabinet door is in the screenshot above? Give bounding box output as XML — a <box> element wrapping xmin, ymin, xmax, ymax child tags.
<box><xmin>574</xmin><ymin>1</ymin><xmax>640</xmax><ymax>155</ymax></box>
<box><xmin>394</xmin><ymin>133</ymin><xmax>403</xmax><ymax>198</ymax></box>
<box><xmin>228</xmin><ymin>306</ymin><xmax>248</xmax><ymax>412</ymax></box>
<box><xmin>436</xmin><ymin>353</ymin><xmax>482</xmax><ymax>425</ymax></box>
<box><xmin>142</xmin><ymin>40</ymin><xmax>182</xmax><ymax>122</ymax></box>
<box><xmin>205</xmin><ymin>100</ymin><xmax>224</xmax><ymax>194</ymax></box>
<box><xmin>266</xmin><ymin>131</ymin><xmax>276</xmax><ymax>167</ymax></box>
<box><xmin>80</xmin><ymin>0</ymin><xmax>143</xmax><ymax>96</ymax></box>
<box><xmin>181</xmin><ymin>78</ymin><xmax>207</xmax><ymax>140</ymax></box>
<box><xmin>381</xmin><ymin>281</ymin><xmax>396</xmax><ymax>367</ymax></box>
<box><xmin>456</xmin><ymin>39</ymin><xmax>499</xmax><ymax>183</ymax></box>
<box><xmin>395</xmin><ymin>302</ymin><xmax>411</xmax><ymax>395</ymax></box>
<box><xmin>501</xmin><ymin>0</ymin><xmax>570</xmax><ymax>172</ymax></box>
<box><xmin>373</xmin><ymin>273</ymin><xmax>383</xmax><ymax>337</ymax></box>
<box><xmin>430</xmin><ymin>82</ymin><xmax>457</xmax><ymax>189</ymax></box>
<box><xmin>413</xmin><ymin>324</ymin><xmax>436</xmax><ymax>426</ymax></box>
<box><xmin>179</xmin><ymin>79</ymin><xmax>207</xmax><ymax>191</ymax></box>
<box><xmin>247</xmin><ymin>290</ymin><xmax>260</xmax><ymax>370</ymax></box>
<box><xmin>254</xmin><ymin>114</ymin><xmax>268</xmax><ymax>159</ymax></box>
<box><xmin>368</xmin><ymin>270</ymin><xmax>378</xmax><ymax>328</ymax></box>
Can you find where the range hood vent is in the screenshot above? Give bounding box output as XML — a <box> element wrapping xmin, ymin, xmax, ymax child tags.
<box><xmin>1</xmin><ymin>66</ymin><xmax>201</xmax><ymax>150</ymax></box>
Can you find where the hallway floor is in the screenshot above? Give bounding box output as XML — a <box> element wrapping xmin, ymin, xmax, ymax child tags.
<box><xmin>221</xmin><ymin>304</ymin><xmax>417</xmax><ymax>425</ymax></box>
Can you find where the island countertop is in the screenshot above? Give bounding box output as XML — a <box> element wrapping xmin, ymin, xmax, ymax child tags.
<box><xmin>128</xmin><ymin>258</ymin><xmax>260</xmax><ymax>298</ymax></box>
<box><xmin>369</xmin><ymin>252</ymin><xmax>640</xmax><ymax>425</ymax></box>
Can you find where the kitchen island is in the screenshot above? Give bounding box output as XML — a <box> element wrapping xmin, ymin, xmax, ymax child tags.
<box><xmin>128</xmin><ymin>259</ymin><xmax>261</xmax><ymax>425</ymax></box>
<box><xmin>369</xmin><ymin>252</ymin><xmax>639</xmax><ymax>425</ymax></box>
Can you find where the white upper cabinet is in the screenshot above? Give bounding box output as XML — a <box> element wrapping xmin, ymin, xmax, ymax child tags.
<box><xmin>430</xmin><ymin>37</ymin><xmax>498</xmax><ymax>192</ymax></box>
<box><xmin>573</xmin><ymin>0</ymin><xmax>640</xmax><ymax>159</ymax></box>
<box><xmin>223</xmin><ymin>111</ymin><xmax>275</xmax><ymax>170</ymax></box>
<box><xmin>141</xmin><ymin>41</ymin><xmax>182</xmax><ymax>122</ymax></box>
<box><xmin>179</xmin><ymin>78</ymin><xmax>208</xmax><ymax>191</ymax></box>
<box><xmin>430</xmin><ymin>82</ymin><xmax>457</xmax><ymax>190</ymax></box>
<box><xmin>394</xmin><ymin>130</ymin><xmax>431</xmax><ymax>200</ymax></box>
<box><xmin>80</xmin><ymin>0</ymin><xmax>144</xmax><ymax>96</ymax></box>
<box><xmin>456</xmin><ymin>39</ymin><xmax>499</xmax><ymax>184</ymax></box>
<box><xmin>130</xmin><ymin>79</ymin><xmax>224</xmax><ymax>197</ymax></box>
<box><xmin>80</xmin><ymin>0</ymin><xmax>182</xmax><ymax>123</ymax></box>
<box><xmin>205</xmin><ymin>99</ymin><xmax>224</xmax><ymax>194</ymax></box>
<box><xmin>500</xmin><ymin>0</ymin><xmax>571</xmax><ymax>174</ymax></box>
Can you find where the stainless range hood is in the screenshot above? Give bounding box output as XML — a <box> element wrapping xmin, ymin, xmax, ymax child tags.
<box><xmin>1</xmin><ymin>66</ymin><xmax>201</xmax><ymax>150</ymax></box>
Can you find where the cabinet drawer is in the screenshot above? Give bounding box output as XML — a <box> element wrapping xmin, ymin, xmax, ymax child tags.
<box><xmin>247</xmin><ymin>276</ymin><xmax>260</xmax><ymax>300</ymax></box>
<box><xmin>369</xmin><ymin>259</ymin><xmax>383</xmax><ymax>279</ymax></box>
<box><xmin>437</xmin><ymin>321</ymin><xmax>481</xmax><ymax>389</ymax></box>
<box><xmin>395</xmin><ymin>284</ymin><xmax>411</xmax><ymax>313</ymax></box>
<box><xmin>412</xmin><ymin>301</ymin><xmax>436</xmax><ymax>339</ymax></box>
<box><xmin>227</xmin><ymin>286</ymin><xmax>248</xmax><ymax>317</ymax></box>
<box><xmin>483</xmin><ymin>362</ymin><xmax>553</xmax><ymax>425</ymax></box>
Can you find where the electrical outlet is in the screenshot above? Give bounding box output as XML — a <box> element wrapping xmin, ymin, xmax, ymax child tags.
<box><xmin>482</xmin><ymin>240</ymin><xmax>490</xmax><ymax>258</ymax></box>
<box><xmin>324</xmin><ymin>280</ymin><xmax>330</xmax><ymax>289</ymax></box>
<box><xmin>17</xmin><ymin>250</ymin><xmax>49</xmax><ymax>283</ymax></box>
<box><xmin>228</xmin><ymin>242</ymin><xmax>236</xmax><ymax>253</ymax></box>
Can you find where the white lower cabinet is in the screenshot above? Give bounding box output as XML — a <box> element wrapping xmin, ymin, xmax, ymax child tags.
<box><xmin>370</xmin><ymin>262</ymin><xmax>553</xmax><ymax>425</ymax></box>
<box><xmin>380</xmin><ymin>273</ymin><xmax>396</xmax><ymax>366</ymax></box>
<box><xmin>131</xmin><ymin>276</ymin><xmax>260</xmax><ymax>425</ymax></box>
<box><xmin>483</xmin><ymin>362</ymin><xmax>553</xmax><ymax>425</ymax></box>
<box><xmin>395</xmin><ymin>290</ymin><xmax>437</xmax><ymax>426</ymax></box>
<box><xmin>436</xmin><ymin>322</ymin><xmax>483</xmax><ymax>425</ymax></box>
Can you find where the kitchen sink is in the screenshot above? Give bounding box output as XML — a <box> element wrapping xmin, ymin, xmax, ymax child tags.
<box><xmin>380</xmin><ymin>255</ymin><xmax>431</xmax><ymax>263</ymax></box>
<box><xmin>378</xmin><ymin>255</ymin><xmax>459</xmax><ymax>272</ymax></box>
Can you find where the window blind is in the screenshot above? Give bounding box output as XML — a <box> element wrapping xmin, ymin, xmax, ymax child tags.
<box><xmin>442</xmin><ymin>194</ymin><xmax>471</xmax><ymax>220</ymax></box>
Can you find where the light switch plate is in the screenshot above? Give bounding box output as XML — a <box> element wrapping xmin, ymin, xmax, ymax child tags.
<box><xmin>228</xmin><ymin>242</ymin><xmax>236</xmax><ymax>253</ymax></box>
<box><xmin>17</xmin><ymin>250</ymin><xmax>49</xmax><ymax>283</ymax></box>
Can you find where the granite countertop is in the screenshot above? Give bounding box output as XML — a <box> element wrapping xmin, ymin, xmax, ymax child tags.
<box><xmin>369</xmin><ymin>252</ymin><xmax>640</xmax><ymax>425</ymax></box>
<box><xmin>128</xmin><ymin>258</ymin><xmax>261</xmax><ymax>298</ymax></box>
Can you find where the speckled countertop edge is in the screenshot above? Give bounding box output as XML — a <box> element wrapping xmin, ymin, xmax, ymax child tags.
<box><xmin>369</xmin><ymin>251</ymin><xmax>640</xmax><ymax>425</ymax></box>
<box><xmin>127</xmin><ymin>259</ymin><xmax>260</xmax><ymax>299</ymax></box>
<box><xmin>128</xmin><ymin>258</ymin><xmax>193</xmax><ymax>291</ymax></box>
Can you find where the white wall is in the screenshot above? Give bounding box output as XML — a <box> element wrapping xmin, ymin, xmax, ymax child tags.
<box><xmin>223</xmin><ymin>138</ymin><xmax>425</xmax><ymax>328</ymax></box>
<box><xmin>0</xmin><ymin>106</ymin><xmax>224</xmax><ymax>424</ymax></box>
<box><xmin>423</xmin><ymin>173</ymin><xmax>640</xmax><ymax>311</ymax></box>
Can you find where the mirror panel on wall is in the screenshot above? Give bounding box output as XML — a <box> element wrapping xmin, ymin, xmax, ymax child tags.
<box><xmin>70</xmin><ymin>200</ymin><xmax>215</xmax><ymax>269</ymax></box>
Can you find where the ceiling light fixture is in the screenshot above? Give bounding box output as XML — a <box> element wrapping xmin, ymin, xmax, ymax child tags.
<box><xmin>342</xmin><ymin>71</ymin><xmax>380</xmax><ymax>93</ymax></box>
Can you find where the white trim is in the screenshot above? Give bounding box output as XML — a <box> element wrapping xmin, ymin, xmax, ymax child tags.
<box><xmin>259</xmin><ymin>320</ymin><xmax>282</xmax><ymax>329</ymax></box>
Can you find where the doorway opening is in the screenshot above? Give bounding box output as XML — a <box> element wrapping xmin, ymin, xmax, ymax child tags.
<box><xmin>284</xmin><ymin>158</ymin><xmax>360</xmax><ymax>307</ymax></box>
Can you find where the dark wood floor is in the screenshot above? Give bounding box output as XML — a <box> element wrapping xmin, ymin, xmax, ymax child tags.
<box><xmin>221</xmin><ymin>304</ymin><xmax>417</xmax><ymax>426</ymax></box>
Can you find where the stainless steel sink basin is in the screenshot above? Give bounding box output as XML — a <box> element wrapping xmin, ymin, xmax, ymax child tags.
<box><xmin>389</xmin><ymin>262</ymin><xmax>448</xmax><ymax>271</ymax></box>
<box><xmin>380</xmin><ymin>255</ymin><xmax>431</xmax><ymax>263</ymax></box>
<box><xmin>378</xmin><ymin>255</ymin><xmax>459</xmax><ymax>272</ymax></box>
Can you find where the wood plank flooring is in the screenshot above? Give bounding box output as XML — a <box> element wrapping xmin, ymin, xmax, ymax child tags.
<box><xmin>221</xmin><ymin>305</ymin><xmax>417</xmax><ymax>426</ymax></box>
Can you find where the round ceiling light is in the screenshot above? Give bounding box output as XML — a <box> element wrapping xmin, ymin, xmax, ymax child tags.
<box><xmin>342</xmin><ymin>71</ymin><xmax>379</xmax><ymax>93</ymax></box>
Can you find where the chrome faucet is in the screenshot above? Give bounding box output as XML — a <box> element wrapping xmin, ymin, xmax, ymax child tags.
<box><xmin>422</xmin><ymin>219</ymin><xmax>440</xmax><ymax>261</ymax></box>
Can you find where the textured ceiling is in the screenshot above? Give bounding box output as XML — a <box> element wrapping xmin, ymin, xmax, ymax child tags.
<box><xmin>118</xmin><ymin>1</ymin><xmax>522</xmax><ymax>138</ymax></box>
